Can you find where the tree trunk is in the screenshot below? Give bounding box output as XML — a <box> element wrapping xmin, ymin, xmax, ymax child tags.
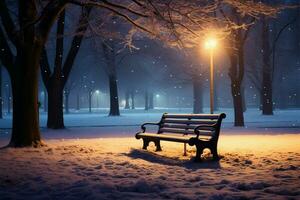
<box><xmin>261</xmin><ymin>17</ymin><xmax>273</xmax><ymax>115</ymax></box>
<box><xmin>108</xmin><ymin>75</ymin><xmax>120</xmax><ymax>116</ymax></box>
<box><xmin>102</xmin><ymin>42</ymin><xmax>120</xmax><ymax>116</ymax></box>
<box><xmin>238</xmin><ymin>47</ymin><xmax>247</xmax><ymax>114</ymax></box>
<box><xmin>149</xmin><ymin>92</ymin><xmax>154</xmax><ymax>109</ymax></box>
<box><xmin>43</xmin><ymin>88</ymin><xmax>47</xmax><ymax>112</ymax></box>
<box><xmin>231</xmin><ymin>81</ymin><xmax>245</xmax><ymax>126</ymax></box>
<box><xmin>43</xmin><ymin>10</ymin><xmax>65</xmax><ymax>129</ymax></box>
<box><xmin>64</xmin><ymin>90</ymin><xmax>69</xmax><ymax>114</ymax></box>
<box><xmin>88</xmin><ymin>91</ymin><xmax>92</xmax><ymax>113</ymax></box>
<box><xmin>124</xmin><ymin>90</ymin><xmax>130</xmax><ymax>109</ymax></box>
<box><xmin>9</xmin><ymin>52</ymin><xmax>42</xmax><ymax>147</ymax></box>
<box><xmin>76</xmin><ymin>93</ymin><xmax>80</xmax><ymax>110</ymax></box>
<box><xmin>229</xmin><ymin>54</ymin><xmax>245</xmax><ymax>127</ymax></box>
<box><xmin>40</xmin><ymin>8</ymin><xmax>90</xmax><ymax>129</ymax></box>
<box><xmin>241</xmin><ymin>85</ymin><xmax>247</xmax><ymax>112</ymax></box>
<box><xmin>131</xmin><ymin>90</ymin><xmax>135</xmax><ymax>109</ymax></box>
<box><xmin>0</xmin><ymin>0</ymin><xmax>68</xmax><ymax>147</ymax></box>
<box><xmin>145</xmin><ymin>89</ymin><xmax>149</xmax><ymax>110</ymax></box>
<box><xmin>47</xmin><ymin>80</ymin><xmax>64</xmax><ymax>129</ymax></box>
<box><xmin>192</xmin><ymin>76</ymin><xmax>203</xmax><ymax>114</ymax></box>
<box><xmin>0</xmin><ymin>65</ymin><xmax>2</xmax><ymax>119</ymax></box>
<box><xmin>7</xmin><ymin>82</ymin><xmax>11</xmax><ymax>114</ymax></box>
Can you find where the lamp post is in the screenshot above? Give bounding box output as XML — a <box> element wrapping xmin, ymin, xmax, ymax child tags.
<box><xmin>205</xmin><ymin>38</ymin><xmax>217</xmax><ymax>114</ymax></box>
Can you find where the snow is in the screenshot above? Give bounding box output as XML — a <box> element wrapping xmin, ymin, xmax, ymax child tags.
<box><xmin>1</xmin><ymin>108</ymin><xmax>300</xmax><ymax>129</ymax></box>
<box><xmin>0</xmin><ymin>135</ymin><xmax>299</xmax><ymax>199</ymax></box>
<box><xmin>0</xmin><ymin>109</ymin><xmax>299</xmax><ymax>199</ymax></box>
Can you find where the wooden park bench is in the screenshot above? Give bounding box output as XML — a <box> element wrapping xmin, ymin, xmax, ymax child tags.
<box><xmin>135</xmin><ymin>113</ymin><xmax>226</xmax><ymax>161</ymax></box>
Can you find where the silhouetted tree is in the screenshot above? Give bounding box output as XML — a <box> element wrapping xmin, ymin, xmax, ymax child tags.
<box><xmin>124</xmin><ymin>89</ymin><xmax>130</xmax><ymax>109</ymax></box>
<box><xmin>102</xmin><ymin>41</ymin><xmax>120</xmax><ymax>116</ymax></box>
<box><xmin>40</xmin><ymin>8</ymin><xmax>91</xmax><ymax>128</ymax></box>
<box><xmin>145</xmin><ymin>89</ymin><xmax>149</xmax><ymax>110</ymax></box>
<box><xmin>261</xmin><ymin>16</ymin><xmax>274</xmax><ymax>115</ymax></box>
<box><xmin>130</xmin><ymin>89</ymin><xmax>135</xmax><ymax>109</ymax></box>
<box><xmin>0</xmin><ymin>0</ymin><xmax>282</xmax><ymax>146</ymax></box>
<box><xmin>0</xmin><ymin>64</ymin><xmax>2</xmax><ymax>119</ymax></box>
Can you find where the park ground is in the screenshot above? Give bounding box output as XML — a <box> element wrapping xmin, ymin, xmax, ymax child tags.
<box><xmin>0</xmin><ymin>108</ymin><xmax>299</xmax><ymax>199</ymax></box>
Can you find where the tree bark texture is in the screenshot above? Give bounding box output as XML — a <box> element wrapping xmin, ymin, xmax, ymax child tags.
<box><xmin>64</xmin><ymin>90</ymin><xmax>70</xmax><ymax>114</ymax></box>
<box><xmin>0</xmin><ymin>65</ymin><xmax>2</xmax><ymax>119</ymax></box>
<box><xmin>102</xmin><ymin>42</ymin><xmax>120</xmax><ymax>116</ymax></box>
<box><xmin>229</xmin><ymin>53</ymin><xmax>245</xmax><ymax>127</ymax></box>
<box><xmin>0</xmin><ymin>1</ymin><xmax>67</xmax><ymax>146</ymax></box>
<box><xmin>131</xmin><ymin>90</ymin><xmax>135</xmax><ymax>109</ymax></box>
<box><xmin>261</xmin><ymin>17</ymin><xmax>273</xmax><ymax>115</ymax></box>
<box><xmin>148</xmin><ymin>92</ymin><xmax>154</xmax><ymax>109</ymax></box>
<box><xmin>10</xmin><ymin>47</ymin><xmax>43</xmax><ymax>146</ymax></box>
<box><xmin>108</xmin><ymin>75</ymin><xmax>120</xmax><ymax>116</ymax></box>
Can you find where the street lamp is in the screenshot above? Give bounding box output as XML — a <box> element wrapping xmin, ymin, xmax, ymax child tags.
<box><xmin>204</xmin><ymin>37</ymin><xmax>217</xmax><ymax>114</ymax></box>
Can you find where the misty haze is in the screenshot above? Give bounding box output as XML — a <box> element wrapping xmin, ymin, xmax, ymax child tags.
<box><xmin>0</xmin><ymin>1</ymin><xmax>299</xmax><ymax>200</ymax></box>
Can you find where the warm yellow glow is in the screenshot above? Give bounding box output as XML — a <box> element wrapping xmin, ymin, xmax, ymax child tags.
<box><xmin>204</xmin><ymin>38</ymin><xmax>217</xmax><ymax>50</ymax></box>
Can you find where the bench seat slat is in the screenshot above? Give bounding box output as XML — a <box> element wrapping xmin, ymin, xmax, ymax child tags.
<box><xmin>163</xmin><ymin>114</ymin><xmax>221</xmax><ymax>119</ymax></box>
<box><xmin>159</xmin><ymin>128</ymin><xmax>195</xmax><ymax>135</ymax></box>
<box><xmin>162</xmin><ymin>124</ymin><xmax>215</xmax><ymax>131</ymax></box>
<box><xmin>137</xmin><ymin>132</ymin><xmax>211</xmax><ymax>143</ymax></box>
<box><xmin>159</xmin><ymin>128</ymin><xmax>214</xmax><ymax>136</ymax></box>
<box><xmin>162</xmin><ymin>119</ymin><xmax>217</xmax><ymax>125</ymax></box>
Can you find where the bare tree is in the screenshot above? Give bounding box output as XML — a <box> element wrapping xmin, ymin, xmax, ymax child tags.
<box><xmin>0</xmin><ymin>63</ymin><xmax>2</xmax><ymax>119</ymax></box>
<box><xmin>0</xmin><ymin>0</ymin><xmax>282</xmax><ymax>146</ymax></box>
<box><xmin>221</xmin><ymin>8</ymin><xmax>254</xmax><ymax>126</ymax></box>
<box><xmin>40</xmin><ymin>8</ymin><xmax>91</xmax><ymax>129</ymax></box>
<box><xmin>101</xmin><ymin>41</ymin><xmax>120</xmax><ymax>116</ymax></box>
<box><xmin>261</xmin><ymin>16</ymin><xmax>273</xmax><ymax>115</ymax></box>
<box><xmin>64</xmin><ymin>78</ymin><xmax>77</xmax><ymax>114</ymax></box>
<box><xmin>218</xmin><ymin>1</ymin><xmax>279</xmax><ymax>126</ymax></box>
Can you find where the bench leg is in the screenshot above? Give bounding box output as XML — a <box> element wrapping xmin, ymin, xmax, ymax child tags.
<box><xmin>142</xmin><ymin>139</ymin><xmax>150</xmax><ymax>150</ymax></box>
<box><xmin>154</xmin><ymin>139</ymin><xmax>162</xmax><ymax>151</ymax></box>
<box><xmin>211</xmin><ymin>145</ymin><xmax>220</xmax><ymax>160</ymax></box>
<box><xmin>194</xmin><ymin>144</ymin><xmax>204</xmax><ymax>162</ymax></box>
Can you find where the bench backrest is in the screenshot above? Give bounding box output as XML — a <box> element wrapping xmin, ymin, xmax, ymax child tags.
<box><xmin>158</xmin><ymin>113</ymin><xmax>226</xmax><ymax>139</ymax></box>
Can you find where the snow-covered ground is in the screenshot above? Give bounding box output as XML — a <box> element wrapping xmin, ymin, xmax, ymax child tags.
<box><xmin>1</xmin><ymin>108</ymin><xmax>300</xmax><ymax>129</ymax></box>
<box><xmin>0</xmin><ymin>135</ymin><xmax>299</xmax><ymax>199</ymax></box>
<box><xmin>0</xmin><ymin>108</ymin><xmax>299</xmax><ymax>199</ymax></box>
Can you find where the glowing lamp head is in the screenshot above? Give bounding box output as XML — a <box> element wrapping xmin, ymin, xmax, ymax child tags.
<box><xmin>95</xmin><ymin>90</ymin><xmax>100</xmax><ymax>94</ymax></box>
<box><xmin>204</xmin><ymin>38</ymin><xmax>217</xmax><ymax>50</ymax></box>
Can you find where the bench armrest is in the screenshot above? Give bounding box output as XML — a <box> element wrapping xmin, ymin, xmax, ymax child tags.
<box><xmin>141</xmin><ymin>122</ymin><xmax>160</xmax><ymax>133</ymax></box>
<box><xmin>194</xmin><ymin>124</ymin><xmax>216</xmax><ymax>137</ymax></box>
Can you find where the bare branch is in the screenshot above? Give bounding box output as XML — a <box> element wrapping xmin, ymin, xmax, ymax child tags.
<box><xmin>0</xmin><ymin>1</ymin><xmax>20</xmax><ymax>46</ymax></box>
<box><xmin>70</xmin><ymin>0</ymin><xmax>148</xmax><ymax>17</ymax></box>
<box><xmin>0</xmin><ymin>25</ymin><xmax>14</xmax><ymax>73</ymax></box>
<box><xmin>36</xmin><ymin>0</ymin><xmax>68</xmax><ymax>44</ymax></box>
<box><xmin>40</xmin><ymin>48</ymin><xmax>52</xmax><ymax>87</ymax></box>
<box><xmin>62</xmin><ymin>7</ymin><xmax>91</xmax><ymax>86</ymax></box>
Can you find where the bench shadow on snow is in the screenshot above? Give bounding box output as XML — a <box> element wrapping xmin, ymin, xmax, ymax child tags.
<box><xmin>125</xmin><ymin>149</ymin><xmax>221</xmax><ymax>169</ymax></box>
